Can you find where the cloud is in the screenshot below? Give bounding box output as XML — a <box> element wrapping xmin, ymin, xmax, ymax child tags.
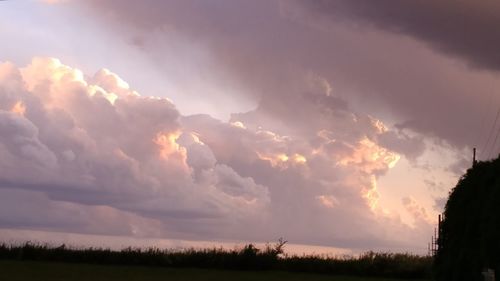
<box><xmin>0</xmin><ymin>58</ymin><xmax>271</xmax><ymax>239</ymax></box>
<box><xmin>181</xmin><ymin>110</ymin><xmax>428</xmax><ymax>248</ymax></box>
<box><xmin>0</xmin><ymin>57</ymin><xmax>434</xmax><ymax>251</ymax></box>
<box><xmin>7</xmin><ymin>0</ymin><xmax>488</xmax><ymax>252</ymax></box>
<box><xmin>297</xmin><ymin>0</ymin><xmax>500</xmax><ymax>72</ymax></box>
<box><xmin>433</xmin><ymin>197</ymin><xmax>447</xmax><ymax>213</ymax></box>
<box><xmin>0</xmin><ymin>188</ymin><xmax>162</xmax><ymax>237</ymax></box>
<box><xmin>0</xmin><ymin>111</ymin><xmax>58</xmax><ymax>169</ymax></box>
<box><xmin>40</xmin><ymin>0</ymin><xmax>68</xmax><ymax>4</ymax></box>
<box><xmin>402</xmin><ymin>196</ymin><xmax>432</xmax><ymax>227</ymax></box>
<box><xmin>76</xmin><ymin>0</ymin><xmax>500</xmax><ymax>159</ymax></box>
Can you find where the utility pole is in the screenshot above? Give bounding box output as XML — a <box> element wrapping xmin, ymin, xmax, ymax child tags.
<box><xmin>473</xmin><ymin>147</ymin><xmax>477</xmax><ymax>167</ymax></box>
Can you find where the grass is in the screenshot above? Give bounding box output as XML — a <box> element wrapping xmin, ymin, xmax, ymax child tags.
<box><xmin>0</xmin><ymin>260</ymin><xmax>429</xmax><ymax>281</ymax></box>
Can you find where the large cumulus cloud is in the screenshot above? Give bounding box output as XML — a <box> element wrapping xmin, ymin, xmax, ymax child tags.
<box><xmin>0</xmin><ymin>58</ymin><xmax>269</xmax><ymax>240</ymax></box>
<box><xmin>0</xmin><ymin>58</ymin><xmax>432</xmax><ymax>251</ymax></box>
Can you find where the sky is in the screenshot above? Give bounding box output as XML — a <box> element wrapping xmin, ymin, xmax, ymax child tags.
<box><xmin>1</xmin><ymin>0</ymin><xmax>500</xmax><ymax>255</ymax></box>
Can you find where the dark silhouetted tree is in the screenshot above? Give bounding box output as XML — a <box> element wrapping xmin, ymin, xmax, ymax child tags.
<box><xmin>434</xmin><ymin>156</ymin><xmax>500</xmax><ymax>281</ymax></box>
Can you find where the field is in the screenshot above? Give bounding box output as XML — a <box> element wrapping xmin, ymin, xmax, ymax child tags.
<box><xmin>0</xmin><ymin>260</ymin><xmax>429</xmax><ymax>281</ymax></box>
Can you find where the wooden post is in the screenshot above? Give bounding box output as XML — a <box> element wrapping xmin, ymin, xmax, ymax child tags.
<box><xmin>437</xmin><ymin>215</ymin><xmax>441</xmax><ymax>252</ymax></box>
<box><xmin>431</xmin><ymin>235</ymin><xmax>435</xmax><ymax>256</ymax></box>
<box><xmin>473</xmin><ymin>148</ymin><xmax>477</xmax><ymax>167</ymax></box>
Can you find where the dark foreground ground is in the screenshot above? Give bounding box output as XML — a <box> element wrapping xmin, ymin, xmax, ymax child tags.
<box><xmin>0</xmin><ymin>260</ymin><xmax>429</xmax><ymax>281</ymax></box>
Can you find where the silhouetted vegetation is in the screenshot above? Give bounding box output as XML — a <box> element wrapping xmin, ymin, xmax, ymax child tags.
<box><xmin>434</xmin><ymin>156</ymin><xmax>500</xmax><ymax>281</ymax></box>
<box><xmin>281</xmin><ymin>252</ymin><xmax>430</xmax><ymax>279</ymax></box>
<box><xmin>0</xmin><ymin>240</ymin><xmax>431</xmax><ymax>279</ymax></box>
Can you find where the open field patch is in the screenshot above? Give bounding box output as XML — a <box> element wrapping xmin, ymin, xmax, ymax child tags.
<box><xmin>0</xmin><ymin>260</ymin><xmax>429</xmax><ymax>281</ymax></box>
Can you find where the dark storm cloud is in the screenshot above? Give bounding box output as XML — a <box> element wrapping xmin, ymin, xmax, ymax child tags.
<box><xmin>302</xmin><ymin>0</ymin><xmax>500</xmax><ymax>71</ymax></box>
<box><xmin>79</xmin><ymin>0</ymin><xmax>500</xmax><ymax>155</ymax></box>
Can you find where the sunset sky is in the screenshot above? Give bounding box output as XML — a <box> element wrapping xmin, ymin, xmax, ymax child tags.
<box><xmin>1</xmin><ymin>0</ymin><xmax>500</xmax><ymax>255</ymax></box>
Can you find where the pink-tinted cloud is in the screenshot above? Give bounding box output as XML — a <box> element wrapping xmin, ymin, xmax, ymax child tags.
<box><xmin>0</xmin><ymin>57</ymin><xmax>432</xmax><ymax>251</ymax></box>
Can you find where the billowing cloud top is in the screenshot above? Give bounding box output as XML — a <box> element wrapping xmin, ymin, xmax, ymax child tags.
<box><xmin>0</xmin><ymin>57</ymin><xmax>433</xmax><ymax>251</ymax></box>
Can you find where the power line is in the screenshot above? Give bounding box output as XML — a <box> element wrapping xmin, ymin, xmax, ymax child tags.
<box><xmin>479</xmin><ymin>107</ymin><xmax>500</xmax><ymax>160</ymax></box>
<box><xmin>474</xmin><ymin>89</ymin><xmax>494</xmax><ymax>152</ymax></box>
<box><xmin>488</xmin><ymin>127</ymin><xmax>500</xmax><ymax>159</ymax></box>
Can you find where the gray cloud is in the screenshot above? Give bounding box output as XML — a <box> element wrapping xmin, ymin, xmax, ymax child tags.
<box><xmin>77</xmin><ymin>0</ymin><xmax>500</xmax><ymax>156</ymax></box>
<box><xmin>0</xmin><ymin>188</ymin><xmax>163</xmax><ymax>237</ymax></box>
<box><xmin>300</xmin><ymin>0</ymin><xmax>500</xmax><ymax>72</ymax></box>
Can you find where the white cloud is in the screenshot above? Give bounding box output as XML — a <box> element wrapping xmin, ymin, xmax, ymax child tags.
<box><xmin>0</xmin><ymin>57</ymin><xmax>435</xmax><ymax>252</ymax></box>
